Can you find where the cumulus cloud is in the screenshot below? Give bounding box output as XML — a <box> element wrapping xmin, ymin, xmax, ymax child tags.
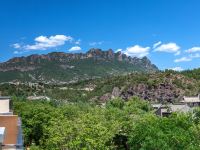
<box><xmin>169</xmin><ymin>67</ymin><xmax>184</xmax><ymax>71</ymax></box>
<box><xmin>173</xmin><ymin>52</ymin><xmax>200</xmax><ymax>63</ymax></box>
<box><xmin>13</xmin><ymin>51</ymin><xmax>20</xmax><ymax>54</ymax></box>
<box><xmin>186</xmin><ymin>47</ymin><xmax>200</xmax><ymax>53</ymax></box>
<box><xmin>123</xmin><ymin>45</ymin><xmax>150</xmax><ymax>58</ymax></box>
<box><xmin>22</xmin><ymin>35</ymin><xmax>73</xmax><ymax>50</ymax></box>
<box><xmin>75</xmin><ymin>39</ymin><xmax>81</xmax><ymax>45</ymax></box>
<box><xmin>154</xmin><ymin>42</ymin><xmax>180</xmax><ymax>54</ymax></box>
<box><xmin>12</xmin><ymin>43</ymin><xmax>21</xmax><ymax>49</ymax></box>
<box><xmin>68</xmin><ymin>46</ymin><xmax>82</xmax><ymax>51</ymax></box>
<box><xmin>189</xmin><ymin>53</ymin><xmax>200</xmax><ymax>58</ymax></box>
<box><xmin>174</xmin><ymin>57</ymin><xmax>192</xmax><ymax>63</ymax></box>
<box><xmin>174</xmin><ymin>51</ymin><xmax>181</xmax><ymax>56</ymax></box>
<box><xmin>153</xmin><ymin>41</ymin><xmax>162</xmax><ymax>48</ymax></box>
<box><xmin>89</xmin><ymin>41</ymin><xmax>103</xmax><ymax>46</ymax></box>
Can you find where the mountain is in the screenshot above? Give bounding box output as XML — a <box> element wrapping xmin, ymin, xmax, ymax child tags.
<box><xmin>0</xmin><ymin>48</ymin><xmax>158</xmax><ymax>83</ymax></box>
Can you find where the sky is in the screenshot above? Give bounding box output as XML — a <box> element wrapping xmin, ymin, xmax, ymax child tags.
<box><xmin>1</xmin><ymin>0</ymin><xmax>200</xmax><ymax>71</ymax></box>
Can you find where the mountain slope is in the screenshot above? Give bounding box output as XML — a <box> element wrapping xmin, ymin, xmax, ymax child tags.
<box><xmin>1</xmin><ymin>71</ymin><xmax>200</xmax><ymax>104</ymax></box>
<box><xmin>0</xmin><ymin>49</ymin><xmax>158</xmax><ymax>83</ymax></box>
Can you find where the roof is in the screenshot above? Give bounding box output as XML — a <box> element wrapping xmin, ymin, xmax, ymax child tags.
<box><xmin>152</xmin><ymin>103</ymin><xmax>191</xmax><ymax>113</ymax></box>
<box><xmin>0</xmin><ymin>96</ymin><xmax>11</xmax><ymax>100</ymax></box>
<box><xmin>169</xmin><ymin>104</ymin><xmax>191</xmax><ymax>113</ymax></box>
<box><xmin>27</xmin><ymin>96</ymin><xmax>50</xmax><ymax>101</ymax></box>
<box><xmin>152</xmin><ymin>104</ymin><xmax>162</xmax><ymax>108</ymax></box>
<box><xmin>181</xmin><ymin>96</ymin><xmax>200</xmax><ymax>103</ymax></box>
<box><xmin>0</xmin><ymin>115</ymin><xmax>18</xmax><ymax>145</ymax></box>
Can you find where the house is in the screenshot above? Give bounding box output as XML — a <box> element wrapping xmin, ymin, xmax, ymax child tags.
<box><xmin>152</xmin><ymin>103</ymin><xmax>191</xmax><ymax>117</ymax></box>
<box><xmin>0</xmin><ymin>96</ymin><xmax>23</xmax><ymax>150</ymax></box>
<box><xmin>27</xmin><ymin>96</ymin><xmax>50</xmax><ymax>101</ymax></box>
<box><xmin>180</xmin><ymin>95</ymin><xmax>200</xmax><ymax>107</ymax></box>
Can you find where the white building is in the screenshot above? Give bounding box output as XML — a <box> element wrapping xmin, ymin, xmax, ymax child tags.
<box><xmin>0</xmin><ymin>97</ymin><xmax>11</xmax><ymax>115</ymax></box>
<box><xmin>180</xmin><ymin>94</ymin><xmax>200</xmax><ymax>107</ymax></box>
<box><xmin>152</xmin><ymin>103</ymin><xmax>191</xmax><ymax>117</ymax></box>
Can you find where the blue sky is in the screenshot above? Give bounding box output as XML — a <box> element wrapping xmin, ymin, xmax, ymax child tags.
<box><xmin>1</xmin><ymin>0</ymin><xmax>200</xmax><ymax>71</ymax></box>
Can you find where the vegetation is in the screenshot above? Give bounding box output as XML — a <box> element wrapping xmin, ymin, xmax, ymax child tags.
<box><xmin>2</xmin><ymin>71</ymin><xmax>200</xmax><ymax>104</ymax></box>
<box><xmin>181</xmin><ymin>68</ymin><xmax>200</xmax><ymax>80</ymax></box>
<box><xmin>13</xmin><ymin>97</ymin><xmax>200</xmax><ymax>150</ymax></box>
<box><xmin>4</xmin><ymin>67</ymin><xmax>200</xmax><ymax>149</ymax></box>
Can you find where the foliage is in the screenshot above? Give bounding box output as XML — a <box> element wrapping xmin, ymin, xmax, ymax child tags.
<box><xmin>12</xmin><ymin>96</ymin><xmax>200</xmax><ymax>150</ymax></box>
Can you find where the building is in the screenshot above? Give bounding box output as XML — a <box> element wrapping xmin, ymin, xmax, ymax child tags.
<box><xmin>152</xmin><ymin>103</ymin><xmax>191</xmax><ymax>117</ymax></box>
<box><xmin>0</xmin><ymin>97</ymin><xmax>23</xmax><ymax>150</ymax></box>
<box><xmin>0</xmin><ymin>97</ymin><xmax>12</xmax><ymax>115</ymax></box>
<box><xmin>27</xmin><ymin>96</ymin><xmax>50</xmax><ymax>101</ymax></box>
<box><xmin>180</xmin><ymin>95</ymin><xmax>200</xmax><ymax>107</ymax></box>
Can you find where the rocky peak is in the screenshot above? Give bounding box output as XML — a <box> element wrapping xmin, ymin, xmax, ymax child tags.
<box><xmin>87</xmin><ymin>48</ymin><xmax>103</xmax><ymax>55</ymax></box>
<box><xmin>141</xmin><ymin>56</ymin><xmax>151</xmax><ymax>64</ymax></box>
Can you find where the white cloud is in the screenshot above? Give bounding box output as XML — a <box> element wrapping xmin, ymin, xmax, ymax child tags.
<box><xmin>186</xmin><ymin>47</ymin><xmax>200</xmax><ymax>53</ymax></box>
<box><xmin>154</xmin><ymin>42</ymin><xmax>180</xmax><ymax>53</ymax></box>
<box><xmin>174</xmin><ymin>57</ymin><xmax>192</xmax><ymax>63</ymax></box>
<box><xmin>75</xmin><ymin>39</ymin><xmax>81</xmax><ymax>45</ymax></box>
<box><xmin>169</xmin><ymin>67</ymin><xmax>184</xmax><ymax>71</ymax></box>
<box><xmin>89</xmin><ymin>41</ymin><xmax>103</xmax><ymax>46</ymax></box>
<box><xmin>12</xmin><ymin>43</ymin><xmax>21</xmax><ymax>49</ymax></box>
<box><xmin>23</xmin><ymin>35</ymin><xmax>73</xmax><ymax>50</ymax></box>
<box><xmin>174</xmin><ymin>51</ymin><xmax>181</xmax><ymax>56</ymax></box>
<box><xmin>189</xmin><ymin>53</ymin><xmax>200</xmax><ymax>58</ymax></box>
<box><xmin>123</xmin><ymin>45</ymin><xmax>150</xmax><ymax>58</ymax></box>
<box><xmin>13</xmin><ymin>51</ymin><xmax>20</xmax><ymax>54</ymax></box>
<box><xmin>153</xmin><ymin>41</ymin><xmax>162</xmax><ymax>48</ymax></box>
<box><xmin>68</xmin><ymin>46</ymin><xmax>82</xmax><ymax>51</ymax></box>
<box><xmin>173</xmin><ymin>53</ymin><xmax>200</xmax><ymax>63</ymax></box>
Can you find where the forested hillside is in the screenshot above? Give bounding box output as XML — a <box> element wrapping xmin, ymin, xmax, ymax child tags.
<box><xmin>1</xmin><ymin>70</ymin><xmax>200</xmax><ymax>104</ymax></box>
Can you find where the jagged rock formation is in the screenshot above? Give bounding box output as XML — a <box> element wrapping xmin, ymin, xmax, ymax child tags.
<box><xmin>98</xmin><ymin>73</ymin><xmax>200</xmax><ymax>103</ymax></box>
<box><xmin>0</xmin><ymin>48</ymin><xmax>158</xmax><ymax>83</ymax></box>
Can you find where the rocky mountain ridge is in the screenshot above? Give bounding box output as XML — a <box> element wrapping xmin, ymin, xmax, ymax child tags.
<box><xmin>0</xmin><ymin>48</ymin><xmax>158</xmax><ymax>83</ymax></box>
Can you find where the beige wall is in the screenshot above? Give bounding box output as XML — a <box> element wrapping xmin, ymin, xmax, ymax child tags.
<box><xmin>0</xmin><ymin>100</ymin><xmax>10</xmax><ymax>113</ymax></box>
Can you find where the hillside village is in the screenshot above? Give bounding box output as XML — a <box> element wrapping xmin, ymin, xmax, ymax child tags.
<box><xmin>152</xmin><ymin>95</ymin><xmax>200</xmax><ymax>117</ymax></box>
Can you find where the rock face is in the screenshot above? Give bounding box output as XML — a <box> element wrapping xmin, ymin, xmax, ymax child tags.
<box><xmin>120</xmin><ymin>83</ymin><xmax>183</xmax><ymax>103</ymax></box>
<box><xmin>0</xmin><ymin>49</ymin><xmax>158</xmax><ymax>83</ymax></box>
<box><xmin>99</xmin><ymin>83</ymin><xmax>184</xmax><ymax>103</ymax></box>
<box><xmin>98</xmin><ymin>73</ymin><xmax>198</xmax><ymax>103</ymax></box>
<box><xmin>111</xmin><ymin>87</ymin><xmax>121</xmax><ymax>98</ymax></box>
